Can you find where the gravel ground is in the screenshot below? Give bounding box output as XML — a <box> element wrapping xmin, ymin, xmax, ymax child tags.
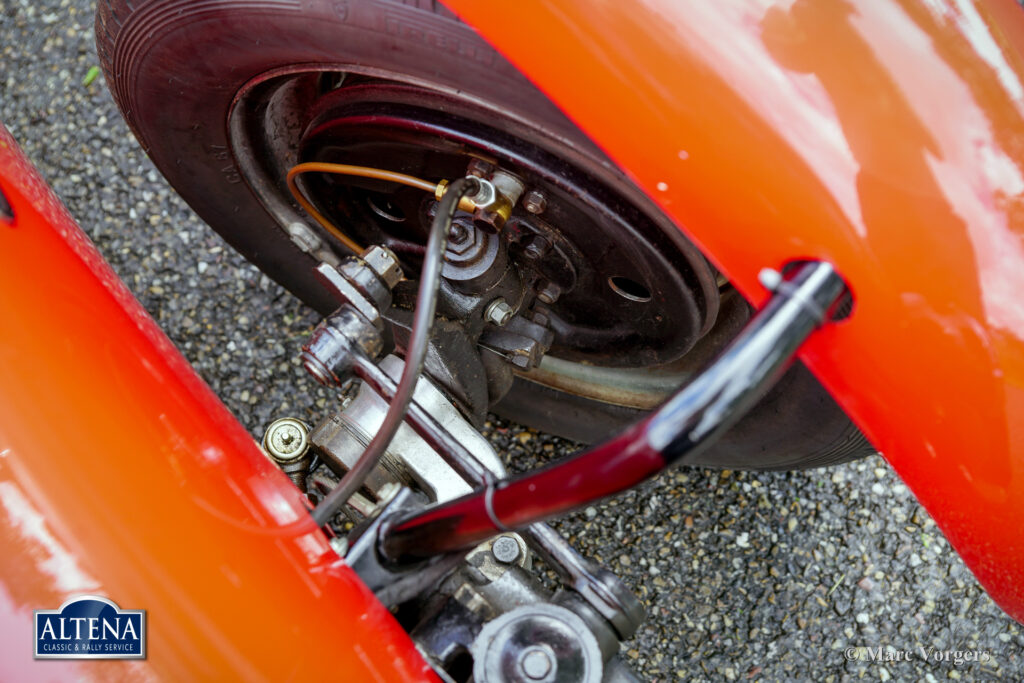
<box><xmin>3</xmin><ymin>1</ymin><xmax>1023</xmax><ymax>680</ymax></box>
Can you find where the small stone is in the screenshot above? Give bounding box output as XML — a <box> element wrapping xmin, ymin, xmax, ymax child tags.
<box><xmin>855</xmin><ymin>613</ymin><xmax>870</xmax><ymax>624</ymax></box>
<box><xmin>736</xmin><ymin>532</ymin><xmax>750</xmax><ymax>548</ymax></box>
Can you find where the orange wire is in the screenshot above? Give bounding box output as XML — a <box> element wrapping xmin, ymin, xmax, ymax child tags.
<box><xmin>286</xmin><ymin>162</ymin><xmax>442</xmax><ymax>254</ymax></box>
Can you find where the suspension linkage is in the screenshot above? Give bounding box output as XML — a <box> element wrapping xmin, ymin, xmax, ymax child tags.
<box><xmin>376</xmin><ymin>260</ymin><xmax>850</xmax><ymax>563</ymax></box>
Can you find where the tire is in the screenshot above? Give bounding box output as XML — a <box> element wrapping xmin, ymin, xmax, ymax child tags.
<box><xmin>96</xmin><ymin>0</ymin><xmax>875</xmax><ymax>469</ymax></box>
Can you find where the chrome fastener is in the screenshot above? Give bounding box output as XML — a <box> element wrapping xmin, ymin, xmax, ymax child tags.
<box><xmin>484</xmin><ymin>298</ymin><xmax>514</xmax><ymax>326</ymax></box>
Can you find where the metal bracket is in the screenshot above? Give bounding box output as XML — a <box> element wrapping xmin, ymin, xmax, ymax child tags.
<box><xmin>523</xmin><ymin>523</ymin><xmax>644</xmax><ymax>641</ymax></box>
<box><xmin>343</xmin><ymin>487</ymin><xmax>467</xmax><ymax>607</ymax></box>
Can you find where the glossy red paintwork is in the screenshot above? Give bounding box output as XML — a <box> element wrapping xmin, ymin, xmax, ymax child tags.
<box><xmin>3</xmin><ymin>0</ymin><xmax>1024</xmax><ymax>676</ymax></box>
<box><xmin>444</xmin><ymin>0</ymin><xmax>1024</xmax><ymax>622</ymax></box>
<box><xmin>0</xmin><ymin>127</ymin><xmax>434</xmax><ymax>680</ymax></box>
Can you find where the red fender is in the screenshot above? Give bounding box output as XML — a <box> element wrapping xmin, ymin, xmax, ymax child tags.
<box><xmin>441</xmin><ymin>0</ymin><xmax>1024</xmax><ymax>622</ymax></box>
<box><xmin>0</xmin><ymin>127</ymin><xmax>434</xmax><ymax>680</ymax></box>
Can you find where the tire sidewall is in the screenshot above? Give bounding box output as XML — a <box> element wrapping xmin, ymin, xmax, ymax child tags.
<box><xmin>96</xmin><ymin>0</ymin><xmax>872</xmax><ymax>467</ymax></box>
<box><xmin>99</xmin><ymin>0</ymin><xmax>591</xmax><ymax>311</ymax></box>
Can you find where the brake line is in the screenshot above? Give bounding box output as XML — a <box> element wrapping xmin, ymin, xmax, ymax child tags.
<box><xmin>309</xmin><ymin>176</ymin><xmax>482</xmax><ymax>527</ymax></box>
<box><xmin>286</xmin><ymin>161</ymin><xmax>476</xmax><ymax>254</ymax></box>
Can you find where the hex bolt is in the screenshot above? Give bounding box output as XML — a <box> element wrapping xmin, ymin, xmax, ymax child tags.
<box><xmin>522</xmin><ymin>235</ymin><xmax>550</xmax><ymax>260</ymax></box>
<box><xmin>522</xmin><ymin>189</ymin><xmax>547</xmax><ymax>215</ymax></box>
<box><xmin>467</xmin><ymin>158</ymin><xmax>494</xmax><ymax>178</ymax></box>
<box><xmin>263</xmin><ymin>418</ymin><xmax>310</xmax><ymax>462</ymax></box>
<box><xmin>536</xmin><ymin>280</ymin><xmax>562</xmax><ymax>305</ymax></box>
<box><xmin>519</xmin><ymin>647</ymin><xmax>554</xmax><ymax>680</ymax></box>
<box><xmin>484</xmin><ymin>298</ymin><xmax>514</xmax><ymax>326</ymax></box>
<box><xmin>491</xmin><ymin>535</ymin><xmax>521</xmax><ymax>564</ymax></box>
<box><xmin>360</xmin><ymin>245</ymin><xmax>403</xmax><ymax>289</ymax></box>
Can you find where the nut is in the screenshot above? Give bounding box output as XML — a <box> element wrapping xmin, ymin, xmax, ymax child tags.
<box><xmin>522</xmin><ymin>234</ymin><xmax>550</xmax><ymax>260</ymax></box>
<box><xmin>468</xmin><ymin>178</ymin><xmax>498</xmax><ymax>210</ymax></box>
<box><xmin>522</xmin><ymin>190</ymin><xmax>547</xmax><ymax>215</ymax></box>
<box><xmin>484</xmin><ymin>298</ymin><xmax>514</xmax><ymax>326</ymax></box>
<box><xmin>360</xmin><ymin>245</ymin><xmax>403</xmax><ymax>289</ymax></box>
<box><xmin>467</xmin><ymin>158</ymin><xmax>494</xmax><ymax>178</ymax></box>
<box><xmin>536</xmin><ymin>280</ymin><xmax>562</xmax><ymax>305</ymax></box>
<box><xmin>445</xmin><ymin>220</ymin><xmax>488</xmax><ymax>258</ymax></box>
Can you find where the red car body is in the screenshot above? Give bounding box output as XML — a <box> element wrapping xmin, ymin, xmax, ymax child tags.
<box><xmin>2</xmin><ymin>0</ymin><xmax>1023</xmax><ymax>678</ymax></box>
<box><xmin>0</xmin><ymin>127</ymin><xmax>433</xmax><ymax>680</ymax></box>
<box><xmin>446</xmin><ymin>0</ymin><xmax>1024</xmax><ymax>625</ymax></box>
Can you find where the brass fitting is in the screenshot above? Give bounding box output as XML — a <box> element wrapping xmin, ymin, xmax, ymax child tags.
<box><xmin>435</xmin><ymin>179</ymin><xmax>479</xmax><ymax>213</ymax></box>
<box><xmin>437</xmin><ymin>169</ymin><xmax>525</xmax><ymax>231</ymax></box>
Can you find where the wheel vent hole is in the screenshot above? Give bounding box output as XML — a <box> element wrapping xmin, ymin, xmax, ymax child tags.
<box><xmin>608</xmin><ymin>275</ymin><xmax>652</xmax><ymax>302</ymax></box>
<box><xmin>367</xmin><ymin>194</ymin><xmax>406</xmax><ymax>222</ymax></box>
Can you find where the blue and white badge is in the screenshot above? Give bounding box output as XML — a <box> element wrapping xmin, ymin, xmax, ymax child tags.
<box><xmin>35</xmin><ymin>596</ymin><xmax>146</xmax><ymax>659</ymax></box>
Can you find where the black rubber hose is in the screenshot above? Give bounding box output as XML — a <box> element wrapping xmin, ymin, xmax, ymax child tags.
<box><xmin>310</xmin><ymin>177</ymin><xmax>480</xmax><ymax>526</ymax></box>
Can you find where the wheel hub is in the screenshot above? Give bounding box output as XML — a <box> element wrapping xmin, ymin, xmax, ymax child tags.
<box><xmin>294</xmin><ymin>79</ymin><xmax>718</xmax><ymax>367</ymax></box>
